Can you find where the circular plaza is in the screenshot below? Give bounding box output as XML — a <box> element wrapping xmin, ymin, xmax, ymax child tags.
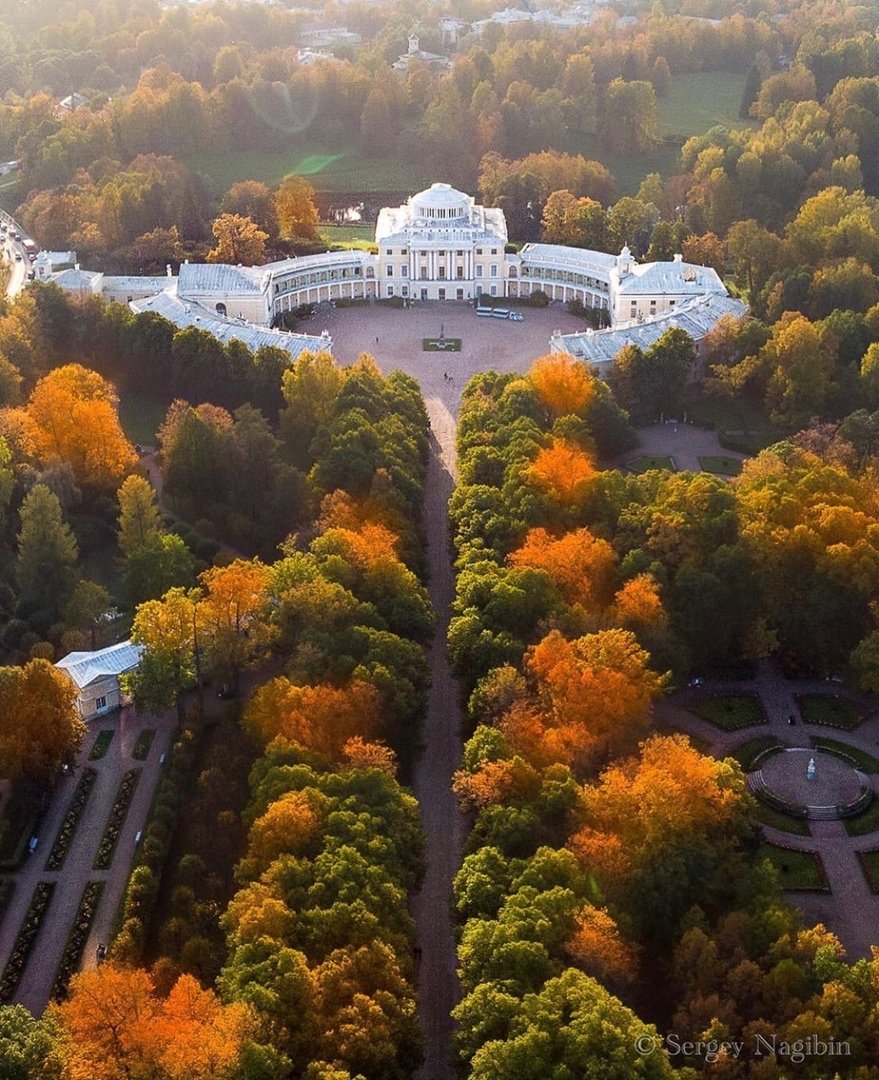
<box><xmin>749</xmin><ymin>746</ymin><xmax>872</xmax><ymax>821</ymax></box>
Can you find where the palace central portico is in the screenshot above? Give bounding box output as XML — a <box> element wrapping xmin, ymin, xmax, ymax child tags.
<box><xmin>376</xmin><ymin>183</ymin><xmax>508</xmax><ymax>302</ymax></box>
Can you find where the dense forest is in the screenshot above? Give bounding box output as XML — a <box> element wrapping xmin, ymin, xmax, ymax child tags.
<box><xmin>3</xmin><ymin>0</ymin><xmax>879</xmax><ymax>1077</ymax></box>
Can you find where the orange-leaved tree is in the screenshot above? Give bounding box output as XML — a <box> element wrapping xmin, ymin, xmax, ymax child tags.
<box><xmin>565</xmin><ymin>905</ymin><xmax>639</xmax><ymax>986</ymax></box>
<box><xmin>14</xmin><ymin>363</ymin><xmax>135</xmax><ymax>488</ymax></box>
<box><xmin>508</xmin><ymin>526</ymin><xmax>617</xmax><ymax>608</ymax></box>
<box><xmin>245</xmin><ymin>789</ymin><xmax>326</xmax><ymax>874</ymax></box>
<box><xmin>51</xmin><ymin>964</ymin><xmax>253</xmax><ymax>1080</ymax></box>
<box><xmin>529</xmin><ymin>353</ymin><xmax>596</xmax><ymax>418</ymax></box>
<box><xmin>529</xmin><ymin>437</ymin><xmax>597</xmax><ymax>506</ymax></box>
<box><xmin>245</xmin><ymin>677</ymin><xmax>381</xmax><ymax>758</ymax></box>
<box><xmin>512</xmin><ymin>628</ymin><xmax>665</xmax><ymax>771</ymax></box>
<box><xmin>199</xmin><ymin>559</ymin><xmax>272</xmax><ymax>690</ymax></box>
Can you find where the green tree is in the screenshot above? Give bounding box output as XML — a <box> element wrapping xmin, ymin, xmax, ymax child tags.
<box><xmin>117</xmin><ymin>474</ymin><xmax>163</xmax><ymax>557</ymax></box>
<box><xmin>126</xmin><ymin>587</ymin><xmax>201</xmax><ymax>722</ymax></box>
<box><xmin>458</xmin><ymin>969</ymin><xmax>677</xmax><ymax>1079</ymax></box>
<box><xmin>63</xmin><ymin>580</ymin><xmax>112</xmax><ymax>651</ymax></box>
<box><xmin>0</xmin><ymin>1003</ymin><xmax>60</xmax><ymax>1080</ymax></box>
<box><xmin>16</xmin><ymin>484</ymin><xmax>78</xmax><ymax>624</ymax></box>
<box><xmin>739</xmin><ymin>63</ymin><xmax>763</xmax><ymax>118</ymax></box>
<box><xmin>123</xmin><ymin>533</ymin><xmax>196</xmax><ymax>609</ymax></box>
<box><xmin>601</xmin><ymin>80</ymin><xmax>659</xmax><ymax>156</ymax></box>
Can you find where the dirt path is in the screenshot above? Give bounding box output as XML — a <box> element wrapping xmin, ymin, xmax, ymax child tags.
<box><xmin>411</xmin><ymin>394</ymin><xmax>466</xmax><ymax>1080</ymax></box>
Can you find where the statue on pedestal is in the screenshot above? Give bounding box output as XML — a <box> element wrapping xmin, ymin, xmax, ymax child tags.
<box><xmin>807</xmin><ymin>757</ymin><xmax>817</xmax><ymax>782</ymax></box>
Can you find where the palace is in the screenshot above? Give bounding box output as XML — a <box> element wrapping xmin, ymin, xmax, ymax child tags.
<box><xmin>44</xmin><ymin>182</ymin><xmax>746</xmax><ymax>371</ymax></box>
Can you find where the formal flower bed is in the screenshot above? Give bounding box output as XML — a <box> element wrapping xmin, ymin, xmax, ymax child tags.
<box><xmin>88</xmin><ymin>730</ymin><xmax>115</xmax><ymax>760</ymax></box>
<box><xmin>0</xmin><ymin>881</ymin><xmax>55</xmax><ymax>1001</ymax></box>
<box><xmin>132</xmin><ymin>729</ymin><xmax>156</xmax><ymax>761</ymax></box>
<box><xmin>45</xmin><ymin>767</ymin><xmax>97</xmax><ymax>872</ymax></box>
<box><xmin>93</xmin><ymin>769</ymin><xmax>141</xmax><ymax>870</ymax></box>
<box><xmin>52</xmin><ymin>881</ymin><xmax>104</xmax><ymax>1000</ymax></box>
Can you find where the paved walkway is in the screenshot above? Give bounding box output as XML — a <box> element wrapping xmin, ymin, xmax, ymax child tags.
<box><xmin>613</xmin><ymin>422</ymin><xmax>746</xmax><ymax>473</ymax></box>
<box><xmin>0</xmin><ymin>707</ymin><xmax>176</xmax><ymax>1014</ymax></box>
<box><xmin>411</xmin><ymin>395</ymin><xmax>466</xmax><ymax>1080</ymax></box>
<box><xmin>659</xmin><ymin>663</ymin><xmax>879</xmax><ymax>958</ymax></box>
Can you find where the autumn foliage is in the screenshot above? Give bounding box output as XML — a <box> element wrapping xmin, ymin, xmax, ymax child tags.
<box><xmin>529</xmin><ymin>353</ymin><xmax>596</xmax><ymax>417</ymax></box>
<box><xmin>506</xmin><ymin>628</ymin><xmax>665</xmax><ymax>770</ymax></box>
<box><xmin>2</xmin><ymin>364</ymin><xmax>135</xmax><ymax>488</ymax></box>
<box><xmin>245</xmin><ymin>677</ymin><xmax>382</xmax><ymax>758</ymax></box>
<box><xmin>509</xmin><ymin>527</ymin><xmax>617</xmax><ymax>608</ymax></box>
<box><xmin>566</xmin><ymin>905</ymin><xmax>638</xmax><ymax>986</ymax></box>
<box><xmin>51</xmin><ymin>965</ymin><xmax>253</xmax><ymax>1080</ymax></box>
<box><xmin>571</xmin><ymin>734</ymin><xmax>747</xmax><ymax>870</ymax></box>
<box><xmin>529</xmin><ymin>438</ymin><xmax>597</xmax><ymax>504</ymax></box>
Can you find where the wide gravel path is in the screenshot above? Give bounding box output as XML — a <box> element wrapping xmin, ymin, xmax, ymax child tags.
<box><xmin>411</xmin><ymin>392</ymin><xmax>466</xmax><ymax>1080</ymax></box>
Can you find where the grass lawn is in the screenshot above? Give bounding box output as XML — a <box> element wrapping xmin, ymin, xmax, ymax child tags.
<box><xmin>700</xmin><ymin>455</ymin><xmax>742</xmax><ymax>477</ymax></box>
<box><xmin>811</xmin><ymin>737</ymin><xmax>879</xmax><ymax>773</ymax></box>
<box><xmin>133</xmin><ymin>729</ymin><xmax>156</xmax><ymax>761</ymax></box>
<box><xmin>730</xmin><ymin>735</ymin><xmax>783</xmax><ymax>771</ymax></box>
<box><xmin>845</xmin><ymin>798</ymin><xmax>879</xmax><ymax>837</ymax></box>
<box><xmin>119</xmin><ymin>391</ymin><xmax>169</xmax><ymax>447</ymax></box>
<box><xmin>318</xmin><ymin>223</ymin><xmax>376</xmax><ymax>247</ymax></box>
<box><xmin>858</xmin><ymin>849</ymin><xmax>879</xmax><ymax>893</ymax></box>
<box><xmin>695</xmin><ymin>695</ymin><xmax>765</xmax><ymax>731</ymax></box>
<box><xmin>89</xmin><ymin>730</ymin><xmax>115</xmax><ymax>761</ymax></box>
<box><xmin>754</xmin><ymin>802</ymin><xmax>811</xmax><ymax>837</ymax></box>
<box><xmin>683</xmin><ymin>392</ymin><xmax>778</xmax><ymax>454</ymax></box>
<box><xmin>797</xmin><ymin>694</ymin><xmax>862</xmax><ymax>731</ymax></box>
<box><xmin>627</xmin><ymin>455</ymin><xmax>676</xmax><ymax>474</ymax></box>
<box><xmin>187</xmin><ymin>145</ymin><xmax>434</xmax><ymax>197</ymax></box>
<box><xmin>758</xmin><ymin>843</ymin><xmax>829</xmax><ymax>891</ymax></box>
<box><xmin>660</xmin><ymin>71</ymin><xmax>755</xmax><ymax>138</ymax></box>
<box><xmin>423</xmin><ymin>337</ymin><xmax>462</xmax><ymax>352</ymax></box>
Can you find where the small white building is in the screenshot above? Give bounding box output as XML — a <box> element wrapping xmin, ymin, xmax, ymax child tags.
<box><xmin>58</xmin><ymin>91</ymin><xmax>88</xmax><ymax>113</ymax></box>
<box><xmin>393</xmin><ymin>35</ymin><xmax>452</xmax><ymax>74</ymax></box>
<box><xmin>55</xmin><ymin>641</ymin><xmax>143</xmax><ymax>722</ymax></box>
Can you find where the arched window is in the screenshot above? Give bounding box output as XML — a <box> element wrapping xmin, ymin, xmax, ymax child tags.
<box><xmin>508</xmin><ymin>267</ymin><xmax>517</xmax><ymax>278</ymax></box>
<box><xmin>215</xmin><ymin>303</ymin><xmax>227</xmax><ymax>317</ymax></box>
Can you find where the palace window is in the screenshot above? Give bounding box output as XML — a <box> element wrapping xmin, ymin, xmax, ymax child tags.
<box><xmin>401</xmin><ymin>265</ymin><xmax>408</xmax><ymax>277</ymax></box>
<box><xmin>96</xmin><ymin>695</ymin><xmax>107</xmax><ymax>710</ymax></box>
<box><xmin>476</xmin><ymin>248</ymin><xmax>483</xmax><ymax>255</ymax></box>
<box><xmin>490</xmin><ymin>264</ymin><xmax>497</xmax><ymax>277</ymax></box>
<box><xmin>386</xmin><ymin>265</ymin><xmax>393</xmax><ymax>276</ymax></box>
<box><xmin>475</xmin><ymin>264</ymin><xmax>483</xmax><ymax>276</ymax></box>
<box><xmin>387</xmin><ymin>285</ymin><xmax>394</xmax><ymax>296</ymax></box>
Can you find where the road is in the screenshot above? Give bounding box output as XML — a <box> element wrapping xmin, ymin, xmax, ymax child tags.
<box><xmin>1</xmin><ymin>211</ymin><xmax>32</xmax><ymax>298</ymax></box>
<box><xmin>411</xmin><ymin>395</ymin><xmax>466</xmax><ymax>1080</ymax></box>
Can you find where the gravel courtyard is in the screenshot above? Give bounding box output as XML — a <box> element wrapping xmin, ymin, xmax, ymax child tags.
<box><xmin>298</xmin><ymin>300</ymin><xmax>588</xmax><ymax>410</ymax></box>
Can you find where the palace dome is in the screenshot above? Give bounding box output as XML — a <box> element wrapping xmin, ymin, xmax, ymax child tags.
<box><xmin>409</xmin><ymin>183</ymin><xmax>471</xmax><ymax>219</ymax></box>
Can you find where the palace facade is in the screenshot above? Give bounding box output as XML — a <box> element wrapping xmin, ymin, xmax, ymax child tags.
<box><xmin>45</xmin><ymin>183</ymin><xmax>746</xmax><ymax>370</ymax></box>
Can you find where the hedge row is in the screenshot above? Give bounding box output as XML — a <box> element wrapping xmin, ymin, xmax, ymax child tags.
<box><xmin>111</xmin><ymin>725</ymin><xmax>198</xmax><ymax>965</ymax></box>
<box><xmin>52</xmin><ymin>881</ymin><xmax>105</xmax><ymax>1000</ymax></box>
<box><xmin>45</xmin><ymin>767</ymin><xmax>97</xmax><ymax>871</ymax></box>
<box><xmin>93</xmin><ymin>769</ymin><xmax>141</xmax><ymax>870</ymax></box>
<box><xmin>0</xmin><ymin>882</ymin><xmax>55</xmax><ymax>1001</ymax></box>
